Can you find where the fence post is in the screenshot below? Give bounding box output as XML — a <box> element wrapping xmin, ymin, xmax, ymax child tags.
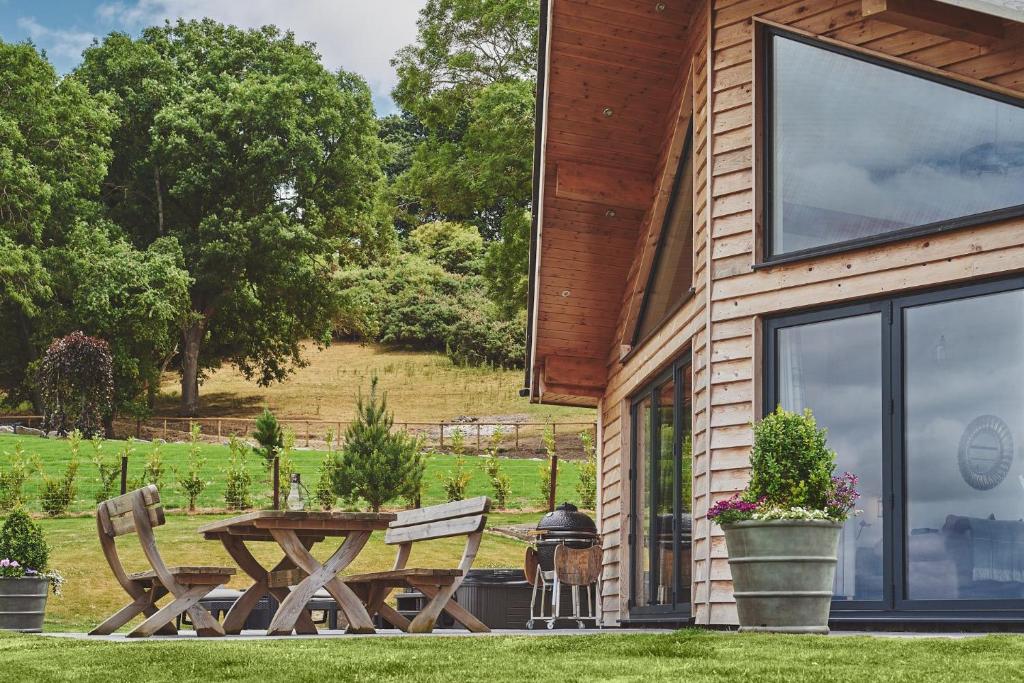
<box><xmin>476</xmin><ymin>424</ymin><xmax>482</xmax><ymax>451</ymax></box>
<box><xmin>514</xmin><ymin>424</ymin><xmax>520</xmax><ymax>450</ymax></box>
<box><xmin>336</xmin><ymin>422</ymin><xmax>342</xmax><ymax>448</ymax></box>
<box><xmin>547</xmin><ymin>454</ymin><xmax>559</xmax><ymax>512</ymax></box>
<box><xmin>162</xmin><ymin>418</ymin><xmax>167</xmax><ymax>440</ymax></box>
<box><xmin>217</xmin><ymin>419</ymin><xmax>222</xmax><ymax>439</ymax></box>
<box><xmin>305</xmin><ymin>421</ymin><xmax>311</xmax><ymax>447</ymax></box>
<box><xmin>120</xmin><ymin>453</ymin><xmax>128</xmax><ymax>495</ymax></box>
<box><xmin>439</xmin><ymin>424</ymin><xmax>444</xmax><ymax>449</ymax></box>
<box><xmin>272</xmin><ymin>455</ymin><xmax>281</xmax><ymax>510</ymax></box>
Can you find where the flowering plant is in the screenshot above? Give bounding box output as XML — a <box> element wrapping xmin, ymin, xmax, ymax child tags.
<box><xmin>707</xmin><ymin>408</ymin><xmax>861</xmax><ymax>525</ymax></box>
<box><xmin>0</xmin><ymin>558</ymin><xmax>64</xmax><ymax>595</ymax></box>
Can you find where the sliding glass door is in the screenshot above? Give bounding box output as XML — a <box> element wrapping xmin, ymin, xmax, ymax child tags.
<box><xmin>767</xmin><ymin>276</ymin><xmax>1024</xmax><ymax>616</ymax></box>
<box><xmin>630</xmin><ymin>355</ymin><xmax>692</xmax><ymax>618</ymax></box>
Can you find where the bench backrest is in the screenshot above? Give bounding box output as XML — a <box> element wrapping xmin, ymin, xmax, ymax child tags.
<box><xmin>385</xmin><ymin>496</ymin><xmax>491</xmax><ymax>545</ymax></box>
<box><xmin>97</xmin><ymin>485</ymin><xmax>165</xmax><ymax>538</ymax></box>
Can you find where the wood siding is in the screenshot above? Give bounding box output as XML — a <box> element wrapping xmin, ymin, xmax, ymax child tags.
<box><xmin>586</xmin><ymin>0</ymin><xmax>1024</xmax><ymax>626</ymax></box>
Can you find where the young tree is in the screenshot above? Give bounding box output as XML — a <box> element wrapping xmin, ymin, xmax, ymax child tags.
<box><xmin>331</xmin><ymin>376</ymin><xmax>425</xmax><ymax>511</ymax></box>
<box><xmin>37</xmin><ymin>332</ymin><xmax>114</xmax><ymax>438</ymax></box>
<box><xmin>76</xmin><ymin>20</ymin><xmax>393</xmax><ymax>415</ymax></box>
<box><xmin>252</xmin><ymin>409</ymin><xmax>284</xmax><ymax>467</ymax></box>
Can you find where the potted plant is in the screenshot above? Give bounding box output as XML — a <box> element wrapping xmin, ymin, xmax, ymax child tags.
<box><xmin>0</xmin><ymin>508</ymin><xmax>63</xmax><ymax>632</ymax></box>
<box><xmin>707</xmin><ymin>407</ymin><xmax>859</xmax><ymax>634</ymax></box>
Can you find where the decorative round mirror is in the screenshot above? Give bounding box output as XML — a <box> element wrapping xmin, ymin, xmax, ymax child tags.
<box><xmin>957</xmin><ymin>415</ymin><xmax>1014</xmax><ymax>491</ymax></box>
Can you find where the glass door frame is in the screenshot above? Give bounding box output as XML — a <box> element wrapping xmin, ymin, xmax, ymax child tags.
<box><xmin>764</xmin><ymin>274</ymin><xmax>1024</xmax><ymax>619</ymax></box>
<box><xmin>628</xmin><ymin>353</ymin><xmax>692</xmax><ymax>620</ymax></box>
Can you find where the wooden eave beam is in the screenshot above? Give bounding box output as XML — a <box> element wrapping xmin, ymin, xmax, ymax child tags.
<box><xmin>542</xmin><ymin>355</ymin><xmax>607</xmax><ymax>390</ymax></box>
<box><xmin>861</xmin><ymin>0</ymin><xmax>1012</xmax><ymax>46</ymax></box>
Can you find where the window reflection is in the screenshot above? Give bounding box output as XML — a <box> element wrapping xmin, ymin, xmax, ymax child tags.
<box><xmin>905</xmin><ymin>290</ymin><xmax>1024</xmax><ymax>600</ymax></box>
<box><xmin>777</xmin><ymin>314</ymin><xmax>884</xmax><ymax>601</ymax></box>
<box><xmin>769</xmin><ymin>34</ymin><xmax>1024</xmax><ymax>256</ymax></box>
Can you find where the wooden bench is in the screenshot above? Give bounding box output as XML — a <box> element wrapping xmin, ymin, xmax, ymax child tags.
<box><xmin>89</xmin><ymin>485</ymin><xmax>235</xmax><ymax>638</ymax></box>
<box><xmin>343</xmin><ymin>496</ymin><xmax>491</xmax><ymax>633</ymax></box>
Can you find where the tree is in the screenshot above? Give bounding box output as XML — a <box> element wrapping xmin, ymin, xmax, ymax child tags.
<box><xmin>408</xmin><ymin>221</ymin><xmax>483</xmax><ymax>274</ymax></box>
<box><xmin>390</xmin><ymin>0</ymin><xmax>539</xmax><ymax>315</ymax></box>
<box><xmin>252</xmin><ymin>408</ymin><xmax>284</xmax><ymax>466</ymax></box>
<box><xmin>76</xmin><ymin>20</ymin><xmax>393</xmax><ymax>415</ymax></box>
<box><xmin>37</xmin><ymin>332</ymin><xmax>114</xmax><ymax>438</ymax></box>
<box><xmin>331</xmin><ymin>376</ymin><xmax>425</xmax><ymax>511</ymax></box>
<box><xmin>0</xmin><ymin>39</ymin><xmax>116</xmax><ymax>409</ymax></box>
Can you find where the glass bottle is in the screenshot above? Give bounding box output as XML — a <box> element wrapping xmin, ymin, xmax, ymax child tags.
<box><xmin>286</xmin><ymin>473</ymin><xmax>304</xmax><ymax>511</ymax></box>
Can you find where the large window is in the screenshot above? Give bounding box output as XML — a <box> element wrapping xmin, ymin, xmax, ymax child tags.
<box><xmin>764</xmin><ymin>28</ymin><xmax>1024</xmax><ymax>260</ymax></box>
<box><xmin>634</xmin><ymin>125</ymin><xmax>694</xmax><ymax>343</ymax></box>
<box><xmin>767</xmin><ymin>276</ymin><xmax>1024</xmax><ymax>616</ymax></box>
<box><xmin>630</xmin><ymin>355</ymin><xmax>692</xmax><ymax>618</ymax></box>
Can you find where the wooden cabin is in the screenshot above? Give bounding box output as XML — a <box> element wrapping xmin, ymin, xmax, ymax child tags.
<box><xmin>525</xmin><ymin>0</ymin><xmax>1024</xmax><ymax>626</ymax></box>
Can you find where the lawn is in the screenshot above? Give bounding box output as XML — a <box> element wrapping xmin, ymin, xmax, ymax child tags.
<box><xmin>4</xmin><ymin>630</ymin><xmax>1024</xmax><ymax>682</ymax></box>
<box><xmin>0</xmin><ymin>434</ymin><xmax>583</xmax><ymax>514</ymax></box>
<box><xmin>36</xmin><ymin>513</ymin><xmax>533</xmax><ymax>633</ymax></box>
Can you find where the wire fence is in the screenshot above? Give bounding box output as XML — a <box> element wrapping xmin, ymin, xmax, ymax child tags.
<box><xmin>0</xmin><ymin>415</ymin><xmax>597</xmax><ymax>459</ymax></box>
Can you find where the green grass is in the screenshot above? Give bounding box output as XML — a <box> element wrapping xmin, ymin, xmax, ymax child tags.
<box><xmin>34</xmin><ymin>513</ymin><xmax>532</xmax><ymax>633</ymax></box>
<box><xmin>4</xmin><ymin>630</ymin><xmax>1024</xmax><ymax>682</ymax></box>
<box><xmin>0</xmin><ymin>434</ymin><xmax>581</xmax><ymax>514</ymax></box>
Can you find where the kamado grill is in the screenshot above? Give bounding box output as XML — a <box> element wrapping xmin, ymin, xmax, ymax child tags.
<box><xmin>526</xmin><ymin>503</ymin><xmax>601</xmax><ymax>629</ymax></box>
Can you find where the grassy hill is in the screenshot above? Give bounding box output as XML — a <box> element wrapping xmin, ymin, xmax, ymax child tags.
<box><xmin>155</xmin><ymin>341</ymin><xmax>593</xmax><ymax>423</ymax></box>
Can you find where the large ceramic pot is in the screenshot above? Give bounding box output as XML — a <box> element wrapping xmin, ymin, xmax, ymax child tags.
<box><xmin>0</xmin><ymin>577</ymin><xmax>49</xmax><ymax>633</ymax></box>
<box><xmin>722</xmin><ymin>520</ymin><xmax>840</xmax><ymax>634</ymax></box>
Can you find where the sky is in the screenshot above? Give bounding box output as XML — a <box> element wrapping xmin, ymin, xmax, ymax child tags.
<box><xmin>0</xmin><ymin>0</ymin><xmax>426</xmax><ymax>114</ymax></box>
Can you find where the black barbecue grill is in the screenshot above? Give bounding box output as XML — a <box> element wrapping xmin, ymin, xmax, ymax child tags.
<box><xmin>535</xmin><ymin>502</ymin><xmax>599</xmax><ymax>571</ymax></box>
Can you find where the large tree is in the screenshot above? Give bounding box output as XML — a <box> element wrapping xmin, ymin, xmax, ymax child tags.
<box><xmin>390</xmin><ymin>0</ymin><xmax>538</xmax><ymax>316</ymax></box>
<box><xmin>0</xmin><ymin>39</ymin><xmax>117</xmax><ymax>409</ymax></box>
<box><xmin>76</xmin><ymin>20</ymin><xmax>392</xmax><ymax>415</ymax></box>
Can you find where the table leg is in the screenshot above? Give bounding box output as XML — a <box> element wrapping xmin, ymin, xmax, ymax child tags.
<box><xmin>219</xmin><ymin>535</ymin><xmax>318</xmax><ymax>635</ymax></box>
<box><xmin>268</xmin><ymin>529</ymin><xmax>376</xmax><ymax>635</ymax></box>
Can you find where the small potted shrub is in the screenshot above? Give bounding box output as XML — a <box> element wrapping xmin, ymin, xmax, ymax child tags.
<box><xmin>0</xmin><ymin>509</ymin><xmax>64</xmax><ymax>632</ymax></box>
<box><xmin>708</xmin><ymin>407</ymin><xmax>859</xmax><ymax>634</ymax></box>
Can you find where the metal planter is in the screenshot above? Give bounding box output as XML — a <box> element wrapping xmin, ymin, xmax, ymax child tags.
<box><xmin>0</xmin><ymin>577</ymin><xmax>49</xmax><ymax>633</ymax></box>
<box><xmin>722</xmin><ymin>520</ymin><xmax>840</xmax><ymax>634</ymax></box>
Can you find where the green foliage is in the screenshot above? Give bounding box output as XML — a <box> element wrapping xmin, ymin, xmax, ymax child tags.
<box><xmin>334</xmin><ymin>253</ymin><xmax>523</xmax><ymax>367</ymax></box>
<box><xmin>331</xmin><ymin>376</ymin><xmax>425</xmax><ymax>511</ymax></box>
<box><xmin>37</xmin><ymin>332</ymin><xmax>114</xmax><ymax>438</ymax></box>
<box><xmin>278</xmin><ymin>427</ymin><xmax>297</xmax><ymax>491</ymax></box>
<box><xmin>315</xmin><ymin>429</ymin><xmax>338</xmax><ymax>511</ymax></box>
<box><xmin>0</xmin><ymin>508</ymin><xmax>48</xmax><ymax>571</ymax></box>
<box><xmin>38</xmin><ymin>433</ymin><xmax>79</xmax><ymax>517</ymax></box>
<box><xmin>481</xmin><ymin>430</ymin><xmax>511</xmax><ymax>508</ymax></box>
<box><xmin>449</xmin><ymin>428</ymin><xmax>466</xmax><ymax>456</ymax></box>
<box><xmin>576</xmin><ymin>430</ymin><xmax>597</xmax><ymax>510</ymax></box>
<box><xmin>89</xmin><ymin>435</ymin><xmax>120</xmax><ymax>504</ymax></box>
<box><xmin>223</xmin><ymin>436</ymin><xmax>253</xmax><ymax>511</ymax></box>
<box><xmin>539</xmin><ymin>426</ymin><xmax>559</xmax><ymax>503</ymax></box>
<box><xmin>253</xmin><ymin>409</ymin><xmax>284</xmax><ymax>466</ymax></box>
<box><xmin>0</xmin><ymin>441</ymin><xmax>30</xmax><ymax>511</ymax></box>
<box><xmin>390</xmin><ymin>0</ymin><xmax>538</xmax><ymax>316</ymax></box>
<box><xmin>408</xmin><ymin>221</ymin><xmax>484</xmax><ymax>274</ymax></box>
<box><xmin>747</xmin><ymin>407</ymin><xmax>836</xmax><ymax>510</ymax></box>
<box><xmin>440</xmin><ymin>456</ymin><xmax>472</xmax><ymax>503</ymax></box>
<box><xmin>175</xmin><ymin>424</ymin><xmax>207</xmax><ymax>512</ymax></box>
<box><xmin>132</xmin><ymin>440</ymin><xmax>164</xmax><ymax>491</ymax></box>
<box><xmin>76</xmin><ymin>19</ymin><xmax>392</xmax><ymax>415</ymax></box>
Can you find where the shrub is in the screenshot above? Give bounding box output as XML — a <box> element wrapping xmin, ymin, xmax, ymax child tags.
<box><xmin>440</xmin><ymin>456</ymin><xmax>472</xmax><ymax>503</ymax></box>
<box><xmin>482</xmin><ymin>430</ymin><xmax>511</xmax><ymax>508</ymax></box>
<box><xmin>315</xmin><ymin>429</ymin><xmax>338</xmax><ymax>511</ymax></box>
<box><xmin>748</xmin><ymin>407</ymin><xmax>835</xmax><ymax>511</ymax></box>
<box><xmin>253</xmin><ymin>408</ymin><xmax>283</xmax><ymax>467</ymax></box>
<box><xmin>408</xmin><ymin>221</ymin><xmax>484</xmax><ymax>274</ymax></box>
<box><xmin>539</xmin><ymin>426</ymin><xmax>559</xmax><ymax>503</ymax></box>
<box><xmin>131</xmin><ymin>440</ymin><xmax>163</xmax><ymax>491</ymax></box>
<box><xmin>90</xmin><ymin>435</ymin><xmax>120</xmax><ymax>504</ymax></box>
<box><xmin>176</xmin><ymin>423</ymin><xmax>207</xmax><ymax>512</ymax></box>
<box><xmin>0</xmin><ymin>508</ymin><xmax>48</xmax><ymax>572</ymax></box>
<box><xmin>706</xmin><ymin>407</ymin><xmax>860</xmax><ymax>525</ymax></box>
<box><xmin>449</xmin><ymin>428</ymin><xmax>466</xmax><ymax>455</ymax></box>
<box><xmin>224</xmin><ymin>436</ymin><xmax>253</xmax><ymax>511</ymax></box>
<box><xmin>37</xmin><ymin>331</ymin><xmax>114</xmax><ymax>438</ymax></box>
<box><xmin>576</xmin><ymin>429</ymin><xmax>597</xmax><ymax>510</ymax></box>
<box><xmin>38</xmin><ymin>432</ymin><xmax>79</xmax><ymax>517</ymax></box>
<box><xmin>0</xmin><ymin>442</ymin><xmax>30</xmax><ymax>511</ymax></box>
<box><xmin>331</xmin><ymin>376</ymin><xmax>425</xmax><ymax>511</ymax></box>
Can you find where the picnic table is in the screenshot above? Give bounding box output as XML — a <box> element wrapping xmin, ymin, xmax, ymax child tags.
<box><xmin>197</xmin><ymin>510</ymin><xmax>396</xmax><ymax>635</ymax></box>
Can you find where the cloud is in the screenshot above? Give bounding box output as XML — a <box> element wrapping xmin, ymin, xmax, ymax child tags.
<box><xmin>15</xmin><ymin>16</ymin><xmax>97</xmax><ymax>62</ymax></box>
<box><xmin>94</xmin><ymin>0</ymin><xmax>424</xmax><ymax>113</ymax></box>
